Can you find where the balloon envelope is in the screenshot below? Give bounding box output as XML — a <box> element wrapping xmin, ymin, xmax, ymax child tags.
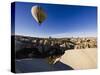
<box><xmin>31</xmin><ymin>5</ymin><xmax>47</xmax><ymax>25</ymax></box>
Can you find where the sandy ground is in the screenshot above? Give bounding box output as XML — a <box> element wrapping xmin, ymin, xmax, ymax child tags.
<box><xmin>60</xmin><ymin>48</ymin><xmax>97</xmax><ymax>70</ymax></box>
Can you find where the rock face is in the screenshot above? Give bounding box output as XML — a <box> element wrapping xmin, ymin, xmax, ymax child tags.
<box><xmin>14</xmin><ymin>35</ymin><xmax>97</xmax><ymax>72</ymax></box>
<box><xmin>14</xmin><ymin>35</ymin><xmax>97</xmax><ymax>67</ymax></box>
<box><xmin>60</xmin><ymin>48</ymin><xmax>97</xmax><ymax>69</ymax></box>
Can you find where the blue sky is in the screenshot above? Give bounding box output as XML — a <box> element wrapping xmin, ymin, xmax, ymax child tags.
<box><xmin>14</xmin><ymin>2</ymin><xmax>97</xmax><ymax>38</ymax></box>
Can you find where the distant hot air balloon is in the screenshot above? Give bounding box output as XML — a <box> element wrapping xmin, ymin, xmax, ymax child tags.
<box><xmin>31</xmin><ymin>5</ymin><xmax>47</xmax><ymax>25</ymax></box>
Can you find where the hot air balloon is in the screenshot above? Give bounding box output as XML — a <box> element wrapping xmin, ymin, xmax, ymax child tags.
<box><xmin>31</xmin><ymin>5</ymin><xmax>47</xmax><ymax>25</ymax></box>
